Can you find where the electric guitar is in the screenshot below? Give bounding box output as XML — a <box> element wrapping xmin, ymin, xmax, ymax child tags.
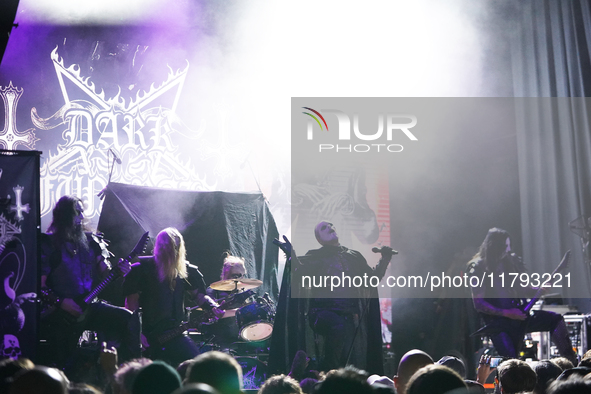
<box><xmin>40</xmin><ymin>231</ymin><xmax>150</xmax><ymax>323</ymax></box>
<box><xmin>472</xmin><ymin>250</ymin><xmax>571</xmax><ymax>336</ymax></box>
<box><xmin>146</xmin><ymin>289</ymin><xmax>255</xmax><ymax>347</ymax></box>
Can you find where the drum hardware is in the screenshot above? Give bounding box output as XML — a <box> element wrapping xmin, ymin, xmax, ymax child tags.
<box><xmin>198</xmin><ymin>334</ymin><xmax>218</xmax><ymax>352</ymax></box>
<box><xmin>209</xmin><ymin>278</ymin><xmax>263</xmax><ymax>292</ymax></box>
<box><xmin>260</xmin><ymin>292</ymin><xmax>276</xmax><ymax>315</ymax></box>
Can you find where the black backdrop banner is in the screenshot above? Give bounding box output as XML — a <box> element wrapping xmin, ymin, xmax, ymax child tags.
<box><xmin>0</xmin><ymin>150</ymin><xmax>40</xmax><ymax>361</ymax></box>
<box><xmin>97</xmin><ymin>182</ymin><xmax>279</xmax><ymax>301</ymax></box>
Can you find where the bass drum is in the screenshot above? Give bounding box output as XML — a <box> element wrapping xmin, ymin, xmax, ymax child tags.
<box><xmin>235</xmin><ymin>357</ymin><xmax>268</xmax><ymax>390</ymax></box>
<box><xmin>235</xmin><ymin>302</ymin><xmax>274</xmax><ymax>342</ymax></box>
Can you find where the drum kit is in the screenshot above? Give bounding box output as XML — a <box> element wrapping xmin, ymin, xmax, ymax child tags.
<box><xmin>208</xmin><ymin>277</ymin><xmax>276</xmax><ymax>343</ymax></box>
<box><xmin>199</xmin><ymin>277</ymin><xmax>276</xmax><ymax>390</ymax></box>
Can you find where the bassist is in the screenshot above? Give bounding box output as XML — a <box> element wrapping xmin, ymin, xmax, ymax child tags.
<box><xmin>40</xmin><ymin>196</ymin><xmax>140</xmax><ymax>371</ymax></box>
<box><xmin>468</xmin><ymin>227</ymin><xmax>577</xmax><ymax>364</ymax></box>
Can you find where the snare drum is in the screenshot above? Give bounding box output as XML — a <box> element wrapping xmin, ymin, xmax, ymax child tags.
<box><xmin>235</xmin><ymin>302</ymin><xmax>274</xmax><ymax>342</ymax></box>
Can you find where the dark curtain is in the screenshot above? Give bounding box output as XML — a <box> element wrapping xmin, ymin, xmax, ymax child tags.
<box><xmin>267</xmin><ymin>255</ymin><xmax>308</xmax><ymax>375</ymax></box>
<box><xmin>97</xmin><ymin>182</ymin><xmax>279</xmax><ymax>303</ymax></box>
<box><xmin>510</xmin><ymin>1</ymin><xmax>591</xmax><ymax>305</ymax></box>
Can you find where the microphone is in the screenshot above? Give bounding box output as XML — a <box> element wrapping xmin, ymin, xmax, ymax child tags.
<box><xmin>109</xmin><ymin>148</ymin><xmax>122</xmax><ymax>164</ymax></box>
<box><xmin>372</xmin><ymin>246</ymin><xmax>398</xmax><ymax>255</ymax></box>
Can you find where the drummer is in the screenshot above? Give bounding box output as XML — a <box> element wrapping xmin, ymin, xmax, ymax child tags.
<box><xmin>205</xmin><ymin>253</ymin><xmax>251</xmax><ymax>348</ymax></box>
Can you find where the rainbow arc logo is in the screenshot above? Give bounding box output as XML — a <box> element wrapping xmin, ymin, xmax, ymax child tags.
<box><xmin>302</xmin><ymin>107</ymin><xmax>328</xmax><ymax>131</ymax></box>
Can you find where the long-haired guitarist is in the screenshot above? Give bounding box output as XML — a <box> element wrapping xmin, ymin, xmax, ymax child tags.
<box><xmin>40</xmin><ymin>195</ymin><xmax>140</xmax><ymax>372</ymax></box>
<box><xmin>123</xmin><ymin>227</ymin><xmax>223</xmax><ymax>366</ymax></box>
<box><xmin>468</xmin><ymin>227</ymin><xmax>577</xmax><ymax>364</ymax></box>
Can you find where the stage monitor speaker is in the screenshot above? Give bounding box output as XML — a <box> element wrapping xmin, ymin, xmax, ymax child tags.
<box><xmin>536</xmin><ymin>314</ymin><xmax>589</xmax><ymax>360</ymax></box>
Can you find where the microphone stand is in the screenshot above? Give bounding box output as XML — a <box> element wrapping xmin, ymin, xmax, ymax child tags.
<box><xmin>97</xmin><ymin>150</ymin><xmax>118</xmax><ymax>200</ymax></box>
<box><xmin>345</xmin><ymin>252</ymin><xmax>393</xmax><ymax>366</ymax></box>
<box><xmin>345</xmin><ymin>296</ymin><xmax>372</xmax><ymax>366</ymax></box>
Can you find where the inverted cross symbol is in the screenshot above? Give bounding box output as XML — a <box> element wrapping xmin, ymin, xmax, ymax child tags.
<box><xmin>10</xmin><ymin>186</ymin><xmax>29</xmax><ymax>222</ymax></box>
<box><xmin>0</xmin><ymin>82</ymin><xmax>38</xmax><ymax>150</ymax></box>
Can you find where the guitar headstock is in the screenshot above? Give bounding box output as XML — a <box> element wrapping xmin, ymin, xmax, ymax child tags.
<box><xmin>555</xmin><ymin>250</ymin><xmax>571</xmax><ymax>274</ymax></box>
<box><xmin>129</xmin><ymin>231</ymin><xmax>150</xmax><ymax>260</ymax></box>
<box><xmin>120</xmin><ymin>231</ymin><xmax>150</xmax><ymax>265</ymax></box>
<box><xmin>114</xmin><ymin>232</ymin><xmax>150</xmax><ymax>277</ymax></box>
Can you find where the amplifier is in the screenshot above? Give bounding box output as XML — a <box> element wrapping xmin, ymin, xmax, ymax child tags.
<box><xmin>536</xmin><ymin>314</ymin><xmax>589</xmax><ymax>360</ymax></box>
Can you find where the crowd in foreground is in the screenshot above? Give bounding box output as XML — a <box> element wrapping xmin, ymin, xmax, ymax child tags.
<box><xmin>3</xmin><ymin>346</ymin><xmax>591</xmax><ymax>394</ymax></box>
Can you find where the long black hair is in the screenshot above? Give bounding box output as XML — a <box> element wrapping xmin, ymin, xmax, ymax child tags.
<box><xmin>472</xmin><ymin>227</ymin><xmax>510</xmax><ymax>270</ymax></box>
<box><xmin>47</xmin><ymin>195</ymin><xmax>88</xmax><ymax>249</ymax></box>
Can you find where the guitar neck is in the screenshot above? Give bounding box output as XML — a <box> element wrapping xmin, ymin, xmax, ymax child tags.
<box><xmin>156</xmin><ymin>322</ymin><xmax>192</xmax><ymax>345</ymax></box>
<box><xmin>523</xmin><ymin>290</ymin><xmax>543</xmax><ymax>314</ymax></box>
<box><xmin>83</xmin><ymin>270</ymin><xmax>119</xmax><ymax>305</ymax></box>
<box><xmin>523</xmin><ymin>251</ymin><xmax>570</xmax><ymax>314</ymax></box>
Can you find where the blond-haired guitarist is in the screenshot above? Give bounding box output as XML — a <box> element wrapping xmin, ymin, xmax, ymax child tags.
<box><xmin>123</xmin><ymin>227</ymin><xmax>223</xmax><ymax>366</ymax></box>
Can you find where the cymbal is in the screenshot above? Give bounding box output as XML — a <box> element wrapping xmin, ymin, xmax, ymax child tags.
<box><xmin>209</xmin><ymin>278</ymin><xmax>263</xmax><ymax>291</ymax></box>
